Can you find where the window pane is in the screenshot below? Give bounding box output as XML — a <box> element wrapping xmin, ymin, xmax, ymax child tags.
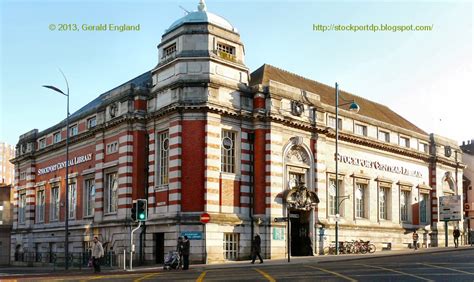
<box><xmin>106</xmin><ymin>173</ymin><xmax>118</xmax><ymax>213</ymax></box>
<box><xmin>328</xmin><ymin>179</ymin><xmax>342</xmax><ymax>216</ymax></box>
<box><xmin>379</xmin><ymin>187</ymin><xmax>388</xmax><ymax>220</ymax></box>
<box><xmin>355</xmin><ymin>125</ymin><xmax>367</xmax><ymax>136</ymax></box>
<box><xmin>221</xmin><ymin>130</ymin><xmax>236</xmax><ymax>173</ymax></box>
<box><xmin>84</xmin><ymin>179</ymin><xmax>95</xmax><ymax>217</ymax></box>
<box><xmin>68</xmin><ymin>181</ymin><xmax>76</xmax><ymax>219</ymax></box>
<box><xmin>158</xmin><ymin>131</ymin><xmax>169</xmax><ymax>185</ymax></box>
<box><xmin>356</xmin><ymin>184</ymin><xmax>366</xmax><ymax>218</ymax></box>
<box><xmin>401</xmin><ymin>191</ymin><xmax>409</xmax><ymax>222</ymax></box>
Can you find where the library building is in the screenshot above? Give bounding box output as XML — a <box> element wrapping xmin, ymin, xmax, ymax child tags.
<box><xmin>11</xmin><ymin>0</ymin><xmax>464</xmax><ymax>265</ymax></box>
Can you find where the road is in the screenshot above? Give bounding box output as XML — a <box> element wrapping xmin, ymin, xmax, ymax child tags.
<box><xmin>1</xmin><ymin>248</ymin><xmax>473</xmax><ymax>281</ymax></box>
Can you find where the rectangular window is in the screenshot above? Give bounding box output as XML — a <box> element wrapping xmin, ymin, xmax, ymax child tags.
<box><xmin>419</xmin><ymin>142</ymin><xmax>429</xmax><ymax>153</ymax></box>
<box><xmin>379</xmin><ymin>187</ymin><xmax>388</xmax><ymax>220</ymax></box>
<box><xmin>355</xmin><ymin>183</ymin><xmax>366</xmax><ymax>218</ymax></box>
<box><xmin>69</xmin><ymin>125</ymin><xmax>78</xmax><ymax>137</ymax></box>
<box><xmin>379</xmin><ymin>131</ymin><xmax>390</xmax><ymax>142</ymax></box>
<box><xmin>51</xmin><ymin>186</ymin><xmax>60</xmax><ymax>221</ymax></box>
<box><xmin>217</xmin><ymin>43</ymin><xmax>236</xmax><ymax>62</ymax></box>
<box><xmin>19</xmin><ymin>193</ymin><xmax>26</xmax><ymax>224</ymax></box>
<box><xmin>106</xmin><ymin>142</ymin><xmax>119</xmax><ymax>154</ymax></box>
<box><xmin>53</xmin><ymin>132</ymin><xmax>61</xmax><ymax>143</ymax></box>
<box><xmin>400</xmin><ymin>190</ymin><xmax>409</xmax><ymax>222</ymax></box>
<box><xmin>328</xmin><ymin>178</ymin><xmax>343</xmax><ymax>216</ymax></box>
<box><xmin>39</xmin><ymin>138</ymin><xmax>46</xmax><ymax>149</ymax></box>
<box><xmin>221</xmin><ymin>130</ymin><xmax>237</xmax><ymax>173</ymax></box>
<box><xmin>163</xmin><ymin>43</ymin><xmax>176</xmax><ymax>57</ymax></box>
<box><xmin>84</xmin><ymin>179</ymin><xmax>95</xmax><ymax>217</ymax></box>
<box><xmin>36</xmin><ymin>189</ymin><xmax>45</xmax><ymax>222</ymax></box>
<box><xmin>420</xmin><ymin>193</ymin><xmax>429</xmax><ymax>223</ymax></box>
<box><xmin>355</xmin><ymin>124</ymin><xmax>367</xmax><ymax>136</ymax></box>
<box><xmin>217</xmin><ymin>43</ymin><xmax>235</xmax><ymax>55</ymax></box>
<box><xmin>105</xmin><ymin>172</ymin><xmax>118</xmax><ymax>213</ymax></box>
<box><xmin>68</xmin><ymin>180</ymin><xmax>76</xmax><ymax>219</ymax></box>
<box><xmin>87</xmin><ymin>117</ymin><xmax>97</xmax><ymax>129</ymax></box>
<box><xmin>223</xmin><ymin>233</ymin><xmax>239</xmax><ymax>260</ymax></box>
<box><xmin>328</xmin><ymin>116</ymin><xmax>342</xmax><ymax>130</ymax></box>
<box><xmin>157</xmin><ymin>131</ymin><xmax>169</xmax><ymax>186</ymax></box>
<box><xmin>400</xmin><ymin>136</ymin><xmax>410</xmax><ymax>148</ymax></box>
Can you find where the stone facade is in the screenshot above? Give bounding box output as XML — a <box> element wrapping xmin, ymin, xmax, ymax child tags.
<box><xmin>10</xmin><ymin>1</ymin><xmax>464</xmax><ymax>266</ymax></box>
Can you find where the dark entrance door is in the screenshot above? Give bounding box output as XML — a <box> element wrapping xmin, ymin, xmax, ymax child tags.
<box><xmin>290</xmin><ymin>210</ymin><xmax>312</xmax><ymax>256</ymax></box>
<box><xmin>154</xmin><ymin>233</ymin><xmax>165</xmax><ymax>264</ymax></box>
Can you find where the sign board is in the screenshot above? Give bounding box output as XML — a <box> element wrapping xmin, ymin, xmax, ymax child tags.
<box><xmin>274</xmin><ymin>217</ymin><xmax>288</xmax><ymax>222</ymax></box>
<box><xmin>272</xmin><ymin>227</ymin><xmax>285</xmax><ymax>240</ymax></box>
<box><xmin>200</xmin><ymin>212</ymin><xmax>210</xmax><ymax>224</ymax></box>
<box><xmin>289</xmin><ymin>213</ymin><xmax>300</xmax><ymax>219</ymax></box>
<box><xmin>181</xmin><ymin>231</ymin><xmax>202</xmax><ymax>240</ymax></box>
<box><xmin>439</xmin><ymin>195</ymin><xmax>462</xmax><ymax>221</ymax></box>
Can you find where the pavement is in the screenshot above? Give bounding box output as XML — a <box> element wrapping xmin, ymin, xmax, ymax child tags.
<box><xmin>1</xmin><ymin>245</ymin><xmax>472</xmax><ymax>277</ymax></box>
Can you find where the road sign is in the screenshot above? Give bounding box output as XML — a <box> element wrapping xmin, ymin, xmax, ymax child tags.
<box><xmin>181</xmin><ymin>231</ymin><xmax>203</xmax><ymax>240</ymax></box>
<box><xmin>274</xmin><ymin>217</ymin><xmax>288</xmax><ymax>222</ymax></box>
<box><xmin>200</xmin><ymin>212</ymin><xmax>211</xmax><ymax>224</ymax></box>
<box><xmin>439</xmin><ymin>195</ymin><xmax>462</xmax><ymax>221</ymax></box>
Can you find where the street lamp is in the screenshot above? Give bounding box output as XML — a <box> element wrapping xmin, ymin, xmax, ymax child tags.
<box><xmin>43</xmin><ymin>69</ymin><xmax>70</xmax><ymax>269</ymax></box>
<box><xmin>334</xmin><ymin>82</ymin><xmax>359</xmax><ymax>255</ymax></box>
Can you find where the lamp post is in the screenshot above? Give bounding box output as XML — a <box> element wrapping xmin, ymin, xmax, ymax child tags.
<box><xmin>43</xmin><ymin>69</ymin><xmax>70</xmax><ymax>269</ymax></box>
<box><xmin>334</xmin><ymin>82</ymin><xmax>359</xmax><ymax>255</ymax></box>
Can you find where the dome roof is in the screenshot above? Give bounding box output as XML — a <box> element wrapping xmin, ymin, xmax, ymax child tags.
<box><xmin>165</xmin><ymin>0</ymin><xmax>238</xmax><ymax>34</ymax></box>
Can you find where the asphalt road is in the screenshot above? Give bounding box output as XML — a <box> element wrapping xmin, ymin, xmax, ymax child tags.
<box><xmin>2</xmin><ymin>248</ymin><xmax>474</xmax><ymax>281</ymax></box>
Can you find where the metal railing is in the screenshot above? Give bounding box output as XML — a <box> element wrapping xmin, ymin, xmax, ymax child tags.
<box><xmin>13</xmin><ymin>251</ymin><xmax>117</xmax><ymax>270</ymax></box>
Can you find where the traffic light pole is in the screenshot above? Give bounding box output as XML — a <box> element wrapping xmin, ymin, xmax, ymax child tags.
<box><xmin>129</xmin><ymin>221</ymin><xmax>142</xmax><ymax>271</ymax></box>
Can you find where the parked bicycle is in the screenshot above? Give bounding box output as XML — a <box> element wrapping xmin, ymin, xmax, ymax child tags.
<box><xmin>324</xmin><ymin>240</ymin><xmax>376</xmax><ymax>255</ymax></box>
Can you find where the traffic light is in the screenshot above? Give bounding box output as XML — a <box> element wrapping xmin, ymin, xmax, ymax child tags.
<box><xmin>137</xmin><ymin>199</ymin><xmax>148</xmax><ymax>221</ymax></box>
<box><xmin>131</xmin><ymin>200</ymin><xmax>137</xmax><ymax>221</ymax></box>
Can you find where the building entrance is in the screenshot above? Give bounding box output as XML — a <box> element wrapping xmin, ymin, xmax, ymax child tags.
<box><xmin>154</xmin><ymin>233</ymin><xmax>165</xmax><ymax>264</ymax></box>
<box><xmin>290</xmin><ymin>210</ymin><xmax>312</xmax><ymax>256</ymax></box>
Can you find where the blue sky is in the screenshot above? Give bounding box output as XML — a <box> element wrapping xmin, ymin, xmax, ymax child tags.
<box><xmin>1</xmin><ymin>0</ymin><xmax>472</xmax><ymax>147</ymax></box>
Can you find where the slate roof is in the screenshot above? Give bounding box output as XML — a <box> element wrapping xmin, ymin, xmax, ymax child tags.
<box><xmin>250</xmin><ymin>64</ymin><xmax>426</xmax><ymax>135</ymax></box>
<box><xmin>38</xmin><ymin>71</ymin><xmax>151</xmax><ymax>136</ymax></box>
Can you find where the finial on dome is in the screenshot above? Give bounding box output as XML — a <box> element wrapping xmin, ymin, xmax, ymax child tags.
<box><xmin>198</xmin><ymin>0</ymin><xmax>207</xmax><ymax>12</ymax></box>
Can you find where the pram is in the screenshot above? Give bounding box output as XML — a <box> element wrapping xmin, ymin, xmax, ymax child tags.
<box><xmin>163</xmin><ymin>251</ymin><xmax>181</xmax><ymax>270</ymax></box>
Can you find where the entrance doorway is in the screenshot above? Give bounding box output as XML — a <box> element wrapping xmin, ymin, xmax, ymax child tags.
<box><xmin>290</xmin><ymin>210</ymin><xmax>312</xmax><ymax>256</ymax></box>
<box><xmin>154</xmin><ymin>233</ymin><xmax>165</xmax><ymax>264</ymax></box>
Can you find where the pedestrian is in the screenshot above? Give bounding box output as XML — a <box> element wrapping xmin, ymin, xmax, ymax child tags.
<box><xmin>453</xmin><ymin>227</ymin><xmax>461</xmax><ymax>248</ymax></box>
<box><xmin>91</xmin><ymin>236</ymin><xmax>104</xmax><ymax>273</ymax></box>
<box><xmin>182</xmin><ymin>236</ymin><xmax>190</xmax><ymax>270</ymax></box>
<box><xmin>304</xmin><ymin>233</ymin><xmax>314</xmax><ymax>256</ymax></box>
<box><xmin>470</xmin><ymin>229</ymin><xmax>474</xmax><ymax>247</ymax></box>
<box><xmin>176</xmin><ymin>236</ymin><xmax>184</xmax><ymax>269</ymax></box>
<box><xmin>412</xmin><ymin>230</ymin><xmax>419</xmax><ymax>250</ymax></box>
<box><xmin>251</xmin><ymin>234</ymin><xmax>263</xmax><ymax>264</ymax></box>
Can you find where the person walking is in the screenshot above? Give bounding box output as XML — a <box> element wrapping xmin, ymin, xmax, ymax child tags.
<box><xmin>453</xmin><ymin>227</ymin><xmax>461</xmax><ymax>248</ymax></box>
<box><xmin>182</xmin><ymin>236</ymin><xmax>190</xmax><ymax>270</ymax></box>
<box><xmin>412</xmin><ymin>230</ymin><xmax>419</xmax><ymax>251</ymax></box>
<box><xmin>251</xmin><ymin>234</ymin><xmax>263</xmax><ymax>264</ymax></box>
<box><xmin>176</xmin><ymin>236</ymin><xmax>184</xmax><ymax>269</ymax></box>
<box><xmin>91</xmin><ymin>236</ymin><xmax>104</xmax><ymax>273</ymax></box>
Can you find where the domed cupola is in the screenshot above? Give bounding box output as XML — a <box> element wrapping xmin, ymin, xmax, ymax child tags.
<box><xmin>151</xmin><ymin>0</ymin><xmax>249</xmax><ymax>97</ymax></box>
<box><xmin>165</xmin><ymin>0</ymin><xmax>238</xmax><ymax>34</ymax></box>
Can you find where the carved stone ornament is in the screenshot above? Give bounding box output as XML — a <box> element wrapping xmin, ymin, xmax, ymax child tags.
<box><xmin>286</xmin><ymin>145</ymin><xmax>309</xmax><ymax>165</ymax></box>
<box><xmin>284</xmin><ymin>181</ymin><xmax>319</xmax><ymax>211</ymax></box>
<box><xmin>109</xmin><ymin>103</ymin><xmax>118</xmax><ymax>118</ymax></box>
<box><xmin>445</xmin><ymin>146</ymin><xmax>452</xmax><ymax>157</ymax></box>
<box><xmin>291</xmin><ymin>101</ymin><xmax>304</xmax><ymax>116</ymax></box>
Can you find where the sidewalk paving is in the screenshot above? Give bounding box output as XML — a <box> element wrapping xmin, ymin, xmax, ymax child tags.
<box><xmin>1</xmin><ymin>245</ymin><xmax>472</xmax><ymax>277</ymax></box>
